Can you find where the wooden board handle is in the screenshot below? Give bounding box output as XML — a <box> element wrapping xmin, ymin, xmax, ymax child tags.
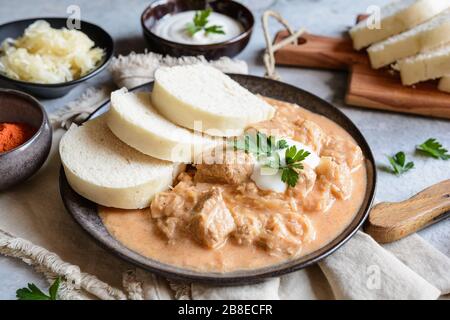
<box><xmin>273</xmin><ymin>31</ymin><xmax>368</xmax><ymax>70</ymax></box>
<box><xmin>365</xmin><ymin>180</ymin><xmax>450</xmax><ymax>243</ymax></box>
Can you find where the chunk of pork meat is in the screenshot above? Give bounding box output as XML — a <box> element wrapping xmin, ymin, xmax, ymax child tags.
<box><xmin>259</xmin><ymin>213</ymin><xmax>313</xmax><ymax>255</ymax></box>
<box><xmin>302</xmin><ymin>185</ymin><xmax>336</xmax><ymax>213</ymax></box>
<box><xmin>151</xmin><ymin>189</ymin><xmax>194</xmax><ymax>239</ymax></box>
<box><xmin>288</xmin><ymin>164</ymin><xmax>317</xmax><ymax>199</ymax></box>
<box><xmin>150</xmin><ymin>177</ymin><xmax>209</xmax><ymax>240</ymax></box>
<box><xmin>321</xmin><ymin>136</ymin><xmax>363</xmax><ymax>171</ymax></box>
<box><xmin>232</xmin><ymin>212</ymin><xmax>264</xmax><ymax>245</ymax></box>
<box><xmin>190</xmin><ymin>188</ymin><xmax>236</xmax><ymax>249</ymax></box>
<box><xmin>195</xmin><ymin>150</ymin><xmax>253</xmax><ymax>185</ymax></box>
<box><xmin>155</xmin><ymin>217</ymin><xmax>179</xmax><ymax>240</ymax></box>
<box><xmin>150</xmin><ymin>192</ymin><xmax>186</xmax><ymax>219</ymax></box>
<box><xmin>316</xmin><ymin>157</ymin><xmax>353</xmax><ymax>200</ymax></box>
<box><xmin>293</xmin><ymin>120</ymin><xmax>325</xmax><ymax>153</ymax></box>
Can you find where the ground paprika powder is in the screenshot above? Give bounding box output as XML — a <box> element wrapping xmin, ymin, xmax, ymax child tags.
<box><xmin>0</xmin><ymin>122</ymin><xmax>36</xmax><ymax>153</ymax></box>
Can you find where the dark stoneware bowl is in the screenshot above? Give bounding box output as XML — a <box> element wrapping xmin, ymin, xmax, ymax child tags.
<box><xmin>0</xmin><ymin>89</ymin><xmax>52</xmax><ymax>191</ymax></box>
<box><xmin>59</xmin><ymin>75</ymin><xmax>377</xmax><ymax>284</ymax></box>
<box><xmin>0</xmin><ymin>18</ymin><xmax>114</xmax><ymax>98</ymax></box>
<box><xmin>141</xmin><ymin>0</ymin><xmax>254</xmax><ymax>59</ymax></box>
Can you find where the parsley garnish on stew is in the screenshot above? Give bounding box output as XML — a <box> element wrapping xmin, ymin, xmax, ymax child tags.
<box><xmin>234</xmin><ymin>132</ymin><xmax>310</xmax><ymax>187</ymax></box>
<box><xmin>279</xmin><ymin>146</ymin><xmax>311</xmax><ymax>187</ymax></box>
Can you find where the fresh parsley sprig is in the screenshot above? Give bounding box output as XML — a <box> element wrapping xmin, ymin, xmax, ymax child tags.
<box><xmin>16</xmin><ymin>277</ymin><xmax>60</xmax><ymax>300</ymax></box>
<box><xmin>416</xmin><ymin>138</ymin><xmax>450</xmax><ymax>160</ymax></box>
<box><xmin>279</xmin><ymin>146</ymin><xmax>311</xmax><ymax>187</ymax></box>
<box><xmin>234</xmin><ymin>132</ymin><xmax>310</xmax><ymax>187</ymax></box>
<box><xmin>387</xmin><ymin>151</ymin><xmax>414</xmax><ymax>175</ymax></box>
<box><xmin>186</xmin><ymin>9</ymin><xmax>225</xmax><ymax>36</ymax></box>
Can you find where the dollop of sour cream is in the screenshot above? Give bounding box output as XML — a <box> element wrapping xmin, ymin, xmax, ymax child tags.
<box><xmin>152</xmin><ymin>11</ymin><xmax>244</xmax><ymax>45</ymax></box>
<box><xmin>250</xmin><ymin>138</ymin><xmax>320</xmax><ymax>194</ymax></box>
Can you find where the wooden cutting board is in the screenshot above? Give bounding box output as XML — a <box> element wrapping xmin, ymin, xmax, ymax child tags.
<box><xmin>273</xmin><ymin>30</ymin><xmax>450</xmax><ymax>119</ymax></box>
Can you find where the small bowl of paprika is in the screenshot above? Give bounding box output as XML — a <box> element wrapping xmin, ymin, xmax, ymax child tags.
<box><xmin>0</xmin><ymin>89</ymin><xmax>52</xmax><ymax>191</ymax></box>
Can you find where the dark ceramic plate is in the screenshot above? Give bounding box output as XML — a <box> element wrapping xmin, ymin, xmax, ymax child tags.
<box><xmin>141</xmin><ymin>0</ymin><xmax>254</xmax><ymax>59</ymax></box>
<box><xmin>59</xmin><ymin>75</ymin><xmax>376</xmax><ymax>284</ymax></box>
<box><xmin>0</xmin><ymin>18</ymin><xmax>114</xmax><ymax>98</ymax></box>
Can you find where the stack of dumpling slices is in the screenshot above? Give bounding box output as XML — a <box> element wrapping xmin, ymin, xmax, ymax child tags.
<box><xmin>60</xmin><ymin>64</ymin><xmax>275</xmax><ymax>209</ymax></box>
<box><xmin>349</xmin><ymin>0</ymin><xmax>450</xmax><ymax>92</ymax></box>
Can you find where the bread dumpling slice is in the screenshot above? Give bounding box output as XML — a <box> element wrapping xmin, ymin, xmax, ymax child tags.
<box><xmin>438</xmin><ymin>76</ymin><xmax>450</xmax><ymax>93</ymax></box>
<box><xmin>368</xmin><ymin>9</ymin><xmax>450</xmax><ymax>68</ymax></box>
<box><xmin>60</xmin><ymin>116</ymin><xmax>184</xmax><ymax>209</ymax></box>
<box><xmin>398</xmin><ymin>43</ymin><xmax>450</xmax><ymax>85</ymax></box>
<box><xmin>152</xmin><ymin>64</ymin><xmax>275</xmax><ymax>137</ymax></box>
<box><xmin>107</xmin><ymin>88</ymin><xmax>216</xmax><ymax>162</ymax></box>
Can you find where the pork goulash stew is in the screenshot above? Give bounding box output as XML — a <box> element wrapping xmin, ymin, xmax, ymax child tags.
<box><xmin>100</xmin><ymin>97</ymin><xmax>367</xmax><ymax>272</ymax></box>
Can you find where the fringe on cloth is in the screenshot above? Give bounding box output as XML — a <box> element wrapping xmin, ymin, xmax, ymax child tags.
<box><xmin>122</xmin><ymin>268</ymin><xmax>190</xmax><ymax>300</ymax></box>
<box><xmin>168</xmin><ymin>280</ymin><xmax>191</xmax><ymax>300</ymax></box>
<box><xmin>0</xmin><ymin>229</ymin><xmax>126</xmax><ymax>300</ymax></box>
<box><xmin>49</xmin><ymin>86</ymin><xmax>112</xmax><ymax>130</ymax></box>
<box><xmin>110</xmin><ymin>51</ymin><xmax>248</xmax><ymax>89</ymax></box>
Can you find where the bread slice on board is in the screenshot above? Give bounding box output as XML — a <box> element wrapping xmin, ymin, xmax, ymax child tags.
<box><xmin>107</xmin><ymin>88</ymin><xmax>217</xmax><ymax>162</ymax></box>
<box><xmin>398</xmin><ymin>43</ymin><xmax>450</xmax><ymax>85</ymax></box>
<box><xmin>438</xmin><ymin>76</ymin><xmax>450</xmax><ymax>92</ymax></box>
<box><xmin>350</xmin><ymin>0</ymin><xmax>450</xmax><ymax>50</ymax></box>
<box><xmin>151</xmin><ymin>64</ymin><xmax>275</xmax><ymax>137</ymax></box>
<box><xmin>60</xmin><ymin>116</ymin><xmax>184</xmax><ymax>209</ymax></box>
<box><xmin>368</xmin><ymin>9</ymin><xmax>450</xmax><ymax>68</ymax></box>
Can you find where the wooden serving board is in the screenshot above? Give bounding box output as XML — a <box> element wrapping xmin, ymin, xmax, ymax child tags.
<box><xmin>273</xmin><ymin>30</ymin><xmax>450</xmax><ymax>119</ymax></box>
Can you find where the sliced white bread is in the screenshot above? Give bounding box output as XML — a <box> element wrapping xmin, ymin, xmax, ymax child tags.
<box><xmin>438</xmin><ymin>76</ymin><xmax>450</xmax><ymax>92</ymax></box>
<box><xmin>60</xmin><ymin>116</ymin><xmax>184</xmax><ymax>209</ymax></box>
<box><xmin>350</xmin><ymin>0</ymin><xmax>450</xmax><ymax>50</ymax></box>
<box><xmin>368</xmin><ymin>9</ymin><xmax>450</xmax><ymax>68</ymax></box>
<box><xmin>107</xmin><ymin>88</ymin><xmax>217</xmax><ymax>162</ymax></box>
<box><xmin>151</xmin><ymin>64</ymin><xmax>275</xmax><ymax>137</ymax></box>
<box><xmin>398</xmin><ymin>43</ymin><xmax>450</xmax><ymax>85</ymax></box>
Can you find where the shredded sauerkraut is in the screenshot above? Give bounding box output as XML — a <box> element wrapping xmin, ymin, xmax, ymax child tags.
<box><xmin>0</xmin><ymin>20</ymin><xmax>105</xmax><ymax>84</ymax></box>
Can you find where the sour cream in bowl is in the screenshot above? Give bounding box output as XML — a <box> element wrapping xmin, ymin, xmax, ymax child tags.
<box><xmin>141</xmin><ymin>1</ymin><xmax>254</xmax><ymax>59</ymax></box>
<box><xmin>152</xmin><ymin>10</ymin><xmax>244</xmax><ymax>45</ymax></box>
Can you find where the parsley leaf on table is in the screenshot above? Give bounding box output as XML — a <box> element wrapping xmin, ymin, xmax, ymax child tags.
<box><xmin>186</xmin><ymin>9</ymin><xmax>225</xmax><ymax>36</ymax></box>
<box><xmin>48</xmin><ymin>277</ymin><xmax>60</xmax><ymax>300</ymax></box>
<box><xmin>16</xmin><ymin>277</ymin><xmax>60</xmax><ymax>300</ymax></box>
<box><xmin>387</xmin><ymin>152</ymin><xmax>414</xmax><ymax>175</ymax></box>
<box><xmin>416</xmin><ymin>138</ymin><xmax>450</xmax><ymax>160</ymax></box>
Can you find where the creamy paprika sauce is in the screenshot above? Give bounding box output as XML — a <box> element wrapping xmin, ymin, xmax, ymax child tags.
<box><xmin>100</xmin><ymin>97</ymin><xmax>367</xmax><ymax>272</ymax></box>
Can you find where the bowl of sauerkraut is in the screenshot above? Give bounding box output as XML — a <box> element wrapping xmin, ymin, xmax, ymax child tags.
<box><xmin>0</xmin><ymin>18</ymin><xmax>113</xmax><ymax>98</ymax></box>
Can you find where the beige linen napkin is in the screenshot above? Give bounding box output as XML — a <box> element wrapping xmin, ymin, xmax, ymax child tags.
<box><xmin>1</xmin><ymin>52</ymin><xmax>449</xmax><ymax>300</ymax></box>
<box><xmin>110</xmin><ymin>51</ymin><xmax>248</xmax><ymax>89</ymax></box>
